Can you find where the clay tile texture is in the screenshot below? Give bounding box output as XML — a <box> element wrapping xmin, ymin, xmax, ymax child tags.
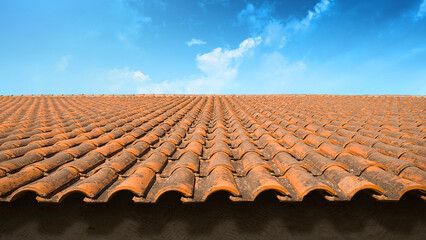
<box><xmin>0</xmin><ymin>94</ymin><xmax>425</xmax><ymax>203</ymax></box>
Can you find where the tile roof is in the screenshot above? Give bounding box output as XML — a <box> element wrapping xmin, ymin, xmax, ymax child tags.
<box><xmin>0</xmin><ymin>94</ymin><xmax>424</xmax><ymax>203</ymax></box>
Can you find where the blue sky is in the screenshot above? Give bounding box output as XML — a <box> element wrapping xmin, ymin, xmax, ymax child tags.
<box><xmin>0</xmin><ymin>0</ymin><xmax>425</xmax><ymax>95</ymax></box>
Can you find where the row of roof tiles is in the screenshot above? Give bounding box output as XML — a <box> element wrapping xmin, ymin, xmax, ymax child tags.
<box><xmin>0</xmin><ymin>95</ymin><xmax>424</xmax><ymax>203</ymax></box>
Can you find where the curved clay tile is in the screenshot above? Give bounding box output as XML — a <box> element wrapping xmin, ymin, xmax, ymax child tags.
<box><xmin>8</xmin><ymin>167</ymin><xmax>79</xmax><ymax>200</ymax></box>
<box><xmin>188</xmin><ymin>133</ymin><xmax>206</xmax><ymax>145</ymax></box>
<box><xmin>292</xmin><ymin>142</ymin><xmax>317</xmax><ymax>159</ymax></box>
<box><xmin>152</xmin><ymin>167</ymin><xmax>195</xmax><ymax>201</ymax></box>
<box><xmin>295</xmin><ymin>128</ymin><xmax>311</xmax><ymax>139</ymax></box>
<box><xmin>88</xmin><ymin>134</ymin><xmax>114</xmax><ymax>147</ymax></box>
<box><xmin>198</xmin><ymin>166</ymin><xmax>239</xmax><ymax>201</ymax></box>
<box><xmin>304</xmin><ymin>152</ymin><xmax>348</xmax><ymax>175</ymax></box>
<box><xmin>139</xmin><ymin>133</ymin><xmax>160</xmax><ymax>145</ymax></box>
<box><xmin>272</xmin><ymin>152</ymin><xmax>310</xmax><ymax>175</ymax></box>
<box><xmin>345</xmin><ymin>142</ymin><xmax>377</xmax><ymax>158</ymax></box>
<box><xmin>353</xmin><ymin>134</ymin><xmax>379</xmax><ymax>147</ymax></box>
<box><xmin>65</xmin><ymin>143</ymin><xmax>97</xmax><ymax>157</ymax></box>
<box><xmin>324</xmin><ymin>166</ymin><xmax>384</xmax><ymax>199</ymax></box>
<box><xmin>207</xmin><ymin>141</ymin><xmax>231</xmax><ymax>158</ymax></box>
<box><xmin>361</xmin><ymin>166</ymin><xmax>426</xmax><ymax>200</ymax></box>
<box><xmin>377</xmin><ymin>134</ymin><xmax>407</xmax><ymax>146</ymax></box>
<box><xmin>327</xmin><ymin>133</ymin><xmax>354</xmax><ymax>147</ymax></box>
<box><xmin>242</xmin><ymin>152</ymin><xmax>272</xmax><ymax>176</ymax></box>
<box><xmin>156</xmin><ymin>141</ymin><xmax>176</xmax><ymax>156</ymax></box>
<box><xmin>401</xmin><ymin>136</ymin><xmax>426</xmax><ymax>146</ymax></box>
<box><xmin>285</xmin><ymin>166</ymin><xmax>337</xmax><ymax>200</ymax></box>
<box><xmin>399</xmin><ymin>167</ymin><xmax>426</xmax><ymax>185</ymax></box>
<box><xmin>103</xmin><ymin>167</ymin><xmax>155</xmax><ymax>201</ymax></box>
<box><xmin>0</xmin><ymin>95</ymin><xmax>425</xmax><ymax>203</ymax></box>
<box><xmin>233</xmin><ymin>135</ymin><xmax>252</xmax><ymax>148</ymax></box>
<box><xmin>399</xmin><ymin>152</ymin><xmax>426</xmax><ymax>170</ymax></box>
<box><xmin>0</xmin><ymin>152</ymin><xmax>44</xmax><ymax>173</ymax></box>
<box><xmin>304</xmin><ymin>134</ymin><xmax>327</xmax><ymax>148</ymax></box>
<box><xmin>251</xmin><ymin>128</ymin><xmax>270</xmax><ymax>140</ymax></box>
<box><xmin>178</xmin><ymin>141</ymin><xmax>203</xmax><ymax>157</ymax></box>
<box><xmin>31</xmin><ymin>144</ymin><xmax>69</xmax><ymax>158</ymax></box>
<box><xmin>93</xmin><ymin>141</ymin><xmax>123</xmax><ymax>157</ymax></box>
<box><xmin>405</xmin><ymin>144</ymin><xmax>426</xmax><ymax>156</ymax></box>
<box><xmin>0</xmin><ymin>166</ymin><xmax>44</xmax><ymax>196</ymax></box>
<box><xmin>257</xmin><ymin>134</ymin><xmax>277</xmax><ymax>148</ymax></box>
<box><xmin>59</xmin><ymin>136</ymin><xmax>89</xmax><ymax>148</ymax></box>
<box><xmin>165</xmin><ymin>133</ymin><xmax>183</xmax><ymax>146</ymax></box>
<box><xmin>336</xmin><ymin>152</ymin><xmax>386</xmax><ymax>176</ymax></box>
<box><xmin>151</xmin><ymin>127</ymin><xmax>166</xmax><ymax>137</ymax></box>
<box><xmin>126</xmin><ymin>141</ymin><xmax>149</xmax><ymax>157</ymax></box>
<box><xmin>318</xmin><ymin>141</ymin><xmax>346</xmax><ymax>159</ymax></box>
<box><xmin>139</xmin><ymin>152</ymin><xmax>168</xmax><ymax>173</ymax></box>
<box><xmin>373</xmin><ymin>142</ymin><xmax>409</xmax><ymax>158</ymax></box>
<box><xmin>210</xmin><ymin>123</ymin><xmax>227</xmax><ymax>133</ymax></box>
<box><xmin>234</xmin><ymin>140</ymin><xmax>261</xmax><ymax>159</ymax></box>
<box><xmin>305</xmin><ymin>124</ymin><xmax>321</xmax><ymax>133</ymax></box>
<box><xmin>114</xmin><ymin>135</ymin><xmax>137</xmax><ymax>147</ymax></box>
<box><xmin>367</xmin><ymin>152</ymin><xmax>414</xmax><ymax>175</ymax></box>
<box><xmin>205</xmin><ymin>152</ymin><xmax>235</xmax><ymax>175</ymax></box>
<box><xmin>164</xmin><ymin>151</ymin><xmax>199</xmax><ymax>176</ymax></box>
<box><xmin>246</xmin><ymin>166</ymin><xmax>289</xmax><ymax>200</ymax></box>
<box><xmin>96</xmin><ymin>151</ymin><xmax>137</xmax><ymax>173</ymax></box>
<box><xmin>48</xmin><ymin>167</ymin><xmax>118</xmax><ymax>202</ymax></box>
<box><xmin>316</xmin><ymin>128</ymin><xmax>334</xmax><ymax>138</ymax></box>
<box><xmin>263</xmin><ymin>141</ymin><xmax>289</xmax><ymax>159</ymax></box>
<box><xmin>60</xmin><ymin>152</ymin><xmax>105</xmax><ymax>173</ymax></box>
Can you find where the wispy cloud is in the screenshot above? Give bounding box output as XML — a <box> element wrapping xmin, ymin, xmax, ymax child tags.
<box><xmin>286</xmin><ymin>0</ymin><xmax>332</xmax><ymax>31</ymax></box>
<box><xmin>137</xmin><ymin>36</ymin><xmax>261</xmax><ymax>94</ymax></box>
<box><xmin>237</xmin><ymin>0</ymin><xmax>332</xmax><ymax>49</ymax></box>
<box><xmin>236</xmin><ymin>0</ymin><xmax>332</xmax><ymax>90</ymax></box>
<box><xmin>237</xmin><ymin>3</ymin><xmax>273</xmax><ymax>33</ymax></box>
<box><xmin>112</xmin><ymin>0</ymin><xmax>153</xmax><ymax>48</ymax></box>
<box><xmin>414</xmin><ymin>0</ymin><xmax>426</xmax><ymax>21</ymax></box>
<box><xmin>254</xmin><ymin>52</ymin><xmax>307</xmax><ymax>88</ymax></box>
<box><xmin>186</xmin><ymin>38</ymin><xmax>206</xmax><ymax>46</ymax></box>
<box><xmin>133</xmin><ymin>0</ymin><xmax>331</xmax><ymax>94</ymax></box>
<box><xmin>56</xmin><ymin>55</ymin><xmax>71</xmax><ymax>72</ymax></box>
<box><xmin>132</xmin><ymin>70</ymin><xmax>151</xmax><ymax>82</ymax></box>
<box><xmin>102</xmin><ymin>67</ymin><xmax>150</xmax><ymax>93</ymax></box>
<box><xmin>190</xmin><ymin>36</ymin><xmax>261</xmax><ymax>92</ymax></box>
<box><xmin>108</xmin><ymin>67</ymin><xmax>150</xmax><ymax>82</ymax></box>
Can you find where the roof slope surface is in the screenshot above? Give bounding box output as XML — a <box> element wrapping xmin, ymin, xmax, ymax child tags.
<box><xmin>0</xmin><ymin>95</ymin><xmax>424</xmax><ymax>203</ymax></box>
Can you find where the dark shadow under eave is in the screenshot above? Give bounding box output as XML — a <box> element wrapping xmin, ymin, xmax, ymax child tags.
<box><xmin>0</xmin><ymin>190</ymin><xmax>425</xmax><ymax>240</ymax></box>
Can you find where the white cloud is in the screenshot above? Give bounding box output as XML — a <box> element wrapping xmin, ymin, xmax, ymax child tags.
<box><xmin>102</xmin><ymin>67</ymin><xmax>150</xmax><ymax>93</ymax></box>
<box><xmin>414</xmin><ymin>0</ymin><xmax>426</xmax><ymax>21</ymax></box>
<box><xmin>237</xmin><ymin>3</ymin><xmax>273</xmax><ymax>33</ymax></box>
<box><xmin>108</xmin><ymin>67</ymin><xmax>150</xmax><ymax>82</ymax></box>
<box><xmin>127</xmin><ymin>1</ymin><xmax>331</xmax><ymax>94</ymax></box>
<box><xmin>262</xmin><ymin>20</ymin><xmax>287</xmax><ymax>48</ymax></box>
<box><xmin>56</xmin><ymin>55</ymin><xmax>71</xmax><ymax>72</ymax></box>
<box><xmin>258</xmin><ymin>52</ymin><xmax>307</xmax><ymax>83</ymax></box>
<box><xmin>137</xmin><ymin>36</ymin><xmax>261</xmax><ymax>94</ymax></box>
<box><xmin>133</xmin><ymin>71</ymin><xmax>151</xmax><ymax>82</ymax></box>
<box><xmin>196</xmin><ymin>36</ymin><xmax>261</xmax><ymax>75</ymax></box>
<box><xmin>112</xmin><ymin>0</ymin><xmax>152</xmax><ymax>49</ymax></box>
<box><xmin>237</xmin><ymin>0</ymin><xmax>332</xmax><ymax>50</ymax></box>
<box><xmin>286</xmin><ymin>0</ymin><xmax>332</xmax><ymax>31</ymax></box>
<box><xmin>189</xmin><ymin>36</ymin><xmax>262</xmax><ymax>93</ymax></box>
<box><xmin>186</xmin><ymin>38</ymin><xmax>206</xmax><ymax>46</ymax></box>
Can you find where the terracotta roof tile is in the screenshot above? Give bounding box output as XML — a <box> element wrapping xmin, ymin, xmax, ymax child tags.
<box><xmin>0</xmin><ymin>94</ymin><xmax>424</xmax><ymax>203</ymax></box>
